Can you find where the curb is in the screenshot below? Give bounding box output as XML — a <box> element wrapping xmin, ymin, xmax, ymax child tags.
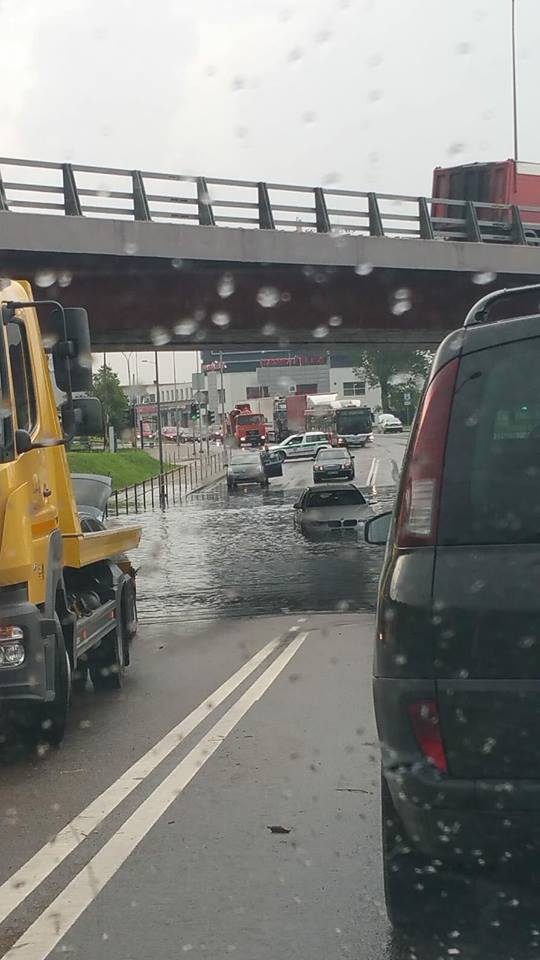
<box><xmin>185</xmin><ymin>469</ymin><xmax>226</xmax><ymax>497</ymax></box>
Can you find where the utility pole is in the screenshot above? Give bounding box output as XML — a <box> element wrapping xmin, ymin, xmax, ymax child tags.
<box><xmin>219</xmin><ymin>350</ymin><xmax>226</xmax><ymax>438</ymax></box>
<box><xmin>512</xmin><ymin>0</ymin><xmax>519</xmax><ymax>160</ymax></box>
<box><xmin>154</xmin><ymin>350</ymin><xmax>166</xmax><ymax>508</ymax></box>
<box><xmin>172</xmin><ymin>350</ymin><xmax>180</xmax><ymax>445</ymax></box>
<box><xmin>196</xmin><ymin>351</ymin><xmax>203</xmax><ymax>454</ymax></box>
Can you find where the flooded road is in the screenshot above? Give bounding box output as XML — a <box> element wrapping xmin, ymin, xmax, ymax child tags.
<box><xmin>134</xmin><ymin>434</ymin><xmax>406</xmax><ymax>622</ymax></box>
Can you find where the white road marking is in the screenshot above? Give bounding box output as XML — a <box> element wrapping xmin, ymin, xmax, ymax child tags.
<box><xmin>370</xmin><ymin>458</ymin><xmax>380</xmax><ymax>488</ymax></box>
<box><xmin>366</xmin><ymin>457</ymin><xmax>379</xmax><ymax>486</ymax></box>
<box><xmin>0</xmin><ymin>634</ymin><xmax>285</xmax><ymax>927</ymax></box>
<box><xmin>3</xmin><ymin>631</ymin><xmax>308</xmax><ymax>960</ymax></box>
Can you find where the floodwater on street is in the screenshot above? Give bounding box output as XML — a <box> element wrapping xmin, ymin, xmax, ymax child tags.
<box><xmin>133</xmin><ymin>436</ymin><xmax>403</xmax><ymax>623</ymax></box>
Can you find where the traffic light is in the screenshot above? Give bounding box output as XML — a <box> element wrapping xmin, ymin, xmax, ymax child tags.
<box><xmin>121</xmin><ymin>405</ymin><xmax>137</xmax><ymax>429</ymax></box>
<box><xmin>207</xmin><ymin>409</ymin><xmax>215</xmax><ymax>425</ymax></box>
<box><xmin>190</xmin><ymin>403</ymin><xmax>199</xmax><ymax>421</ymax></box>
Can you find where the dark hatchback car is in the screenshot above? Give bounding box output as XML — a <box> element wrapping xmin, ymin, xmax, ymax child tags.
<box><xmin>365</xmin><ymin>285</ymin><xmax>540</xmax><ymax>930</ymax></box>
<box><xmin>313</xmin><ymin>446</ymin><xmax>354</xmax><ymax>483</ymax></box>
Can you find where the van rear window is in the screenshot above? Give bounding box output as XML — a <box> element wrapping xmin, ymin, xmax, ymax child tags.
<box><xmin>439</xmin><ymin>336</ymin><xmax>540</xmax><ymax>545</ymax></box>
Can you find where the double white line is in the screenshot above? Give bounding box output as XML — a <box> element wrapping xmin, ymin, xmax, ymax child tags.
<box><xmin>0</xmin><ymin>630</ymin><xmax>308</xmax><ymax>960</ymax></box>
<box><xmin>366</xmin><ymin>457</ymin><xmax>379</xmax><ymax>488</ymax></box>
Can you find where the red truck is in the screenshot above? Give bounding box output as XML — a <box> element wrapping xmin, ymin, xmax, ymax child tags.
<box><xmin>228</xmin><ymin>403</ymin><xmax>267</xmax><ymax>447</ymax></box>
<box><xmin>432</xmin><ymin>160</ymin><xmax>540</xmax><ymax>226</ymax></box>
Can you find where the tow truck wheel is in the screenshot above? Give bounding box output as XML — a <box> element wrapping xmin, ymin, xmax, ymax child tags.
<box><xmin>90</xmin><ymin>630</ymin><xmax>124</xmax><ymax>691</ymax></box>
<box><xmin>39</xmin><ymin>617</ymin><xmax>71</xmax><ymax>747</ymax></box>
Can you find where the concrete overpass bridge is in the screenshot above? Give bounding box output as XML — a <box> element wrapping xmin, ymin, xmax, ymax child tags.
<box><xmin>0</xmin><ymin>157</ymin><xmax>539</xmax><ymax>349</ymax></box>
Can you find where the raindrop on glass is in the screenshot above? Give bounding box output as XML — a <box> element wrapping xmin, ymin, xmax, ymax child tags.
<box><xmin>57</xmin><ymin>271</ymin><xmax>73</xmax><ymax>288</ymax></box>
<box><xmin>312</xmin><ymin>325</ymin><xmax>329</xmax><ymax>339</ymax></box>
<box><xmin>391</xmin><ymin>301</ymin><xmax>411</xmax><ymax>316</ymax></box>
<box><xmin>280</xmin><ymin>291</ymin><xmax>291</xmax><ymax>303</ymax></box>
<box><xmin>171</xmin><ymin>258</ymin><xmax>183</xmax><ymax>270</ymax></box>
<box><xmin>124</xmin><ymin>241</ymin><xmax>138</xmax><ymax>255</ymax></box>
<box><xmin>472</xmin><ymin>271</ymin><xmax>497</xmax><ymax>286</ymax></box>
<box><xmin>211</xmin><ymin>311</ymin><xmax>231</xmax><ymax>328</ymax></box>
<box><xmin>262</xmin><ymin>322</ymin><xmax>277</xmax><ymax>336</ymax></box>
<box><xmin>35</xmin><ymin>271</ymin><xmax>56</xmax><ymax>288</ymax></box>
<box><xmin>217</xmin><ymin>274</ymin><xmax>235</xmax><ymax>298</ymax></box>
<box><xmin>354</xmin><ymin>262</ymin><xmax>374</xmax><ymax>276</ymax></box>
<box><xmin>257</xmin><ymin>287</ymin><xmax>280</xmax><ymax>308</ymax></box>
<box><xmin>329</xmin><ymin>315</ymin><xmax>343</xmax><ymax>327</ymax></box>
<box><xmin>174</xmin><ymin>318</ymin><xmax>198</xmax><ymax>336</ymax></box>
<box><xmin>151</xmin><ymin>327</ymin><xmax>171</xmax><ymax>346</ymax></box>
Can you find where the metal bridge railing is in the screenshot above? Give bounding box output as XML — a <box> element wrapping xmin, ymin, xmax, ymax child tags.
<box><xmin>0</xmin><ymin>156</ymin><xmax>539</xmax><ymax>245</ymax></box>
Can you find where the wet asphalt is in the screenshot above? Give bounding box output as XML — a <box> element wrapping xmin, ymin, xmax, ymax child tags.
<box><xmin>3</xmin><ymin>434</ymin><xmax>496</xmax><ymax>960</ymax></box>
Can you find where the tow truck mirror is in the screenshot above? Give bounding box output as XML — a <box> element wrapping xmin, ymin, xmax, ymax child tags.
<box><xmin>52</xmin><ymin>307</ymin><xmax>93</xmax><ymax>393</ymax></box>
<box><xmin>68</xmin><ymin>397</ymin><xmax>104</xmax><ymax>438</ymax></box>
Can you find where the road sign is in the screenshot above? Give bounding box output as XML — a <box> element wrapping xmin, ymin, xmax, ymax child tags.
<box><xmin>403</xmin><ymin>391</ymin><xmax>411</xmax><ymax>402</ymax></box>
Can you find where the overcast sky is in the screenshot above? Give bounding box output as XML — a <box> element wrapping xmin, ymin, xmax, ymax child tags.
<box><xmin>1</xmin><ymin>0</ymin><xmax>537</xmax><ymax>384</ymax></box>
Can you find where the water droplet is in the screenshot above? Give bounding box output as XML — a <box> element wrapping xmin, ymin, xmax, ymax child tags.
<box><xmin>368</xmin><ymin>89</ymin><xmax>382</xmax><ymax>103</ymax></box>
<box><xmin>354</xmin><ymin>262</ymin><xmax>373</xmax><ymax>276</ymax></box>
<box><xmin>329</xmin><ymin>315</ymin><xmax>343</xmax><ymax>327</ymax></box>
<box><xmin>151</xmin><ymin>327</ymin><xmax>170</xmax><ymax>346</ymax></box>
<box><xmin>174</xmin><ymin>318</ymin><xmax>197</xmax><ymax>336</ymax></box>
<box><xmin>232</xmin><ymin>76</ymin><xmax>245</xmax><ymax>91</ymax></box>
<box><xmin>57</xmin><ymin>271</ymin><xmax>73</xmax><ymax>288</ymax></box>
<box><xmin>211</xmin><ymin>311</ymin><xmax>230</xmax><ymax>328</ymax></box>
<box><xmin>287</xmin><ymin>47</ymin><xmax>303</xmax><ymax>63</ymax></box>
<box><xmin>312</xmin><ymin>325</ymin><xmax>329</xmax><ymax>339</ymax></box>
<box><xmin>171</xmin><ymin>258</ymin><xmax>183</xmax><ymax>270</ymax></box>
<box><xmin>124</xmin><ymin>241</ymin><xmax>138</xmax><ymax>255</ymax></box>
<box><xmin>456</xmin><ymin>41</ymin><xmax>471</xmax><ymax>55</ymax></box>
<box><xmin>42</xmin><ymin>333</ymin><xmax>59</xmax><ymax>349</ymax></box>
<box><xmin>391</xmin><ymin>301</ymin><xmax>411</xmax><ymax>316</ymax></box>
<box><xmin>280</xmin><ymin>291</ymin><xmax>291</xmax><ymax>303</ymax></box>
<box><xmin>217</xmin><ymin>274</ymin><xmax>235</xmax><ymax>298</ymax></box>
<box><xmin>472</xmin><ymin>271</ymin><xmax>497</xmax><ymax>286</ymax></box>
<box><xmin>447</xmin><ymin>142</ymin><xmax>465</xmax><ymax>158</ymax></box>
<box><xmin>322</xmin><ymin>171</ymin><xmax>341</xmax><ymax>186</ymax></box>
<box><xmin>35</xmin><ymin>270</ymin><xmax>56</xmax><ymax>288</ymax></box>
<box><xmin>257</xmin><ymin>287</ymin><xmax>280</xmax><ymax>308</ymax></box>
<box><xmin>394</xmin><ymin>287</ymin><xmax>411</xmax><ymax>301</ymax></box>
<box><xmin>262</xmin><ymin>322</ymin><xmax>277</xmax><ymax>336</ymax></box>
<box><xmin>315</xmin><ymin>28</ymin><xmax>332</xmax><ymax>43</ymax></box>
<box><xmin>302</xmin><ymin>111</ymin><xmax>316</xmax><ymax>125</ymax></box>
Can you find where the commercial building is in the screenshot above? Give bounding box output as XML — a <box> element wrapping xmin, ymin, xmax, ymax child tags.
<box><xmin>201</xmin><ymin>349</ymin><xmax>381</xmax><ymax>423</ymax></box>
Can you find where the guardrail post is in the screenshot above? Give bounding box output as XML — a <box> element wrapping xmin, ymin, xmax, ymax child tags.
<box><xmin>115</xmin><ymin>491</ymin><xmax>119</xmax><ymax>517</ymax></box>
<box><xmin>134</xmin><ymin>484</ymin><xmax>138</xmax><ymax>513</ymax></box>
<box><xmin>258</xmin><ymin>182</ymin><xmax>275</xmax><ymax>229</ymax></box>
<box><xmin>125</xmin><ymin>487</ymin><xmax>129</xmax><ymax>513</ymax></box>
<box><xmin>62</xmin><ymin>164</ymin><xmax>82</xmax><ymax>216</ymax></box>
<box><xmin>151</xmin><ymin>476</ymin><xmax>155</xmax><ymax>509</ymax></box>
<box><xmin>197</xmin><ymin>177</ymin><xmax>215</xmax><ymax>226</ymax></box>
<box><xmin>511</xmin><ymin>205</ymin><xmax>527</xmax><ymax>245</ymax></box>
<box><xmin>142</xmin><ymin>479</ymin><xmax>146</xmax><ymax>509</ymax></box>
<box><xmin>132</xmin><ymin>171</ymin><xmax>151</xmax><ymax>222</ymax></box>
<box><xmin>314</xmin><ymin>187</ymin><xmax>330</xmax><ymax>233</ymax></box>
<box><xmin>465</xmin><ymin>202</ymin><xmax>482</xmax><ymax>242</ymax></box>
<box><xmin>418</xmin><ymin>197</ymin><xmax>434</xmax><ymax>240</ymax></box>
<box><xmin>0</xmin><ymin>172</ymin><xmax>8</xmax><ymax>212</ymax></box>
<box><xmin>368</xmin><ymin>193</ymin><xmax>384</xmax><ymax>237</ymax></box>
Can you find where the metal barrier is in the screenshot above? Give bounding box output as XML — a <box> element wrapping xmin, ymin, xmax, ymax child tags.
<box><xmin>108</xmin><ymin>451</ymin><xmax>224</xmax><ymax>516</ymax></box>
<box><xmin>0</xmin><ymin>156</ymin><xmax>538</xmax><ymax>245</ymax></box>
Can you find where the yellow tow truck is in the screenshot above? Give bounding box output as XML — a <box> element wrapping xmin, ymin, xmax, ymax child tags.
<box><xmin>0</xmin><ymin>280</ymin><xmax>141</xmax><ymax>748</ymax></box>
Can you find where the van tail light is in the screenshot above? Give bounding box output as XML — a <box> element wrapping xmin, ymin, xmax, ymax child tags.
<box><xmin>396</xmin><ymin>358</ymin><xmax>459</xmax><ymax>547</ymax></box>
<box><xmin>407</xmin><ymin>700</ymin><xmax>448</xmax><ymax>774</ymax></box>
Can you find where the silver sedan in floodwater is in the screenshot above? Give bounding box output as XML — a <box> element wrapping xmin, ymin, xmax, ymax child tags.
<box><xmin>293</xmin><ymin>483</ymin><xmax>373</xmax><ymax>537</ymax></box>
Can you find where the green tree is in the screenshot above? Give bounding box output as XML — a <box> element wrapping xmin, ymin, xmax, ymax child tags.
<box><xmin>353</xmin><ymin>347</ymin><xmax>431</xmax><ymax>413</ymax></box>
<box><xmin>92</xmin><ymin>364</ymin><xmax>129</xmax><ymax>433</ymax></box>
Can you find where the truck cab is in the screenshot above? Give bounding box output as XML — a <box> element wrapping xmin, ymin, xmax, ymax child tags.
<box><xmin>0</xmin><ymin>280</ymin><xmax>141</xmax><ymax>752</ymax></box>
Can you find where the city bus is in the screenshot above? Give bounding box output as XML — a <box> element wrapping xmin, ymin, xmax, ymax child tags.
<box><xmin>305</xmin><ymin>396</ymin><xmax>374</xmax><ymax>447</ymax></box>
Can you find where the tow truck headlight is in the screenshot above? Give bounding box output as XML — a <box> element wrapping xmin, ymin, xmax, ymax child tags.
<box><xmin>0</xmin><ymin>627</ymin><xmax>25</xmax><ymax>666</ymax></box>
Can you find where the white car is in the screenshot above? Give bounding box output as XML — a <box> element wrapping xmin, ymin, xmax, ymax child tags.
<box><xmin>377</xmin><ymin>414</ymin><xmax>403</xmax><ymax>433</ymax></box>
<box><xmin>272</xmin><ymin>432</ymin><xmax>331</xmax><ymax>460</ymax></box>
<box><xmin>293</xmin><ymin>483</ymin><xmax>373</xmax><ymax>537</ymax></box>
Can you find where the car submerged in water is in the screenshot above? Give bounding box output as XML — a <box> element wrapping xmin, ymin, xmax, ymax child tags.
<box><xmin>226</xmin><ymin>450</ymin><xmax>285</xmax><ymax>491</ymax></box>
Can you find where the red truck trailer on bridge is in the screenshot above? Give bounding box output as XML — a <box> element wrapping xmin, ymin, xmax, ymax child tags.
<box><xmin>432</xmin><ymin>160</ymin><xmax>540</xmax><ymax>224</ymax></box>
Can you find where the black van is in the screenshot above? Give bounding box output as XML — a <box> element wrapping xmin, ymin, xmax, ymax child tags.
<box><xmin>365</xmin><ymin>284</ymin><xmax>540</xmax><ymax>930</ymax></box>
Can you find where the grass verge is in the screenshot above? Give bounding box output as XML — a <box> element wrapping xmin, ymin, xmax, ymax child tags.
<box><xmin>67</xmin><ymin>449</ymin><xmax>172</xmax><ymax>491</ymax></box>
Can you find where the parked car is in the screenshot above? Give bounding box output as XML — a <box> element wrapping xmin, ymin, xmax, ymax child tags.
<box><xmin>313</xmin><ymin>447</ymin><xmax>354</xmax><ymax>483</ymax></box>
<box><xmin>293</xmin><ymin>483</ymin><xmax>372</xmax><ymax>537</ymax></box>
<box><xmin>364</xmin><ymin>283</ymin><xmax>540</xmax><ymax>933</ymax></box>
<box><xmin>226</xmin><ymin>450</ymin><xmax>284</xmax><ymax>491</ymax></box>
<box><xmin>377</xmin><ymin>413</ymin><xmax>403</xmax><ymax>433</ymax></box>
<box><xmin>271</xmin><ymin>432</ymin><xmax>331</xmax><ymax>460</ymax></box>
<box><xmin>161</xmin><ymin>426</ymin><xmax>178</xmax><ymax>442</ymax></box>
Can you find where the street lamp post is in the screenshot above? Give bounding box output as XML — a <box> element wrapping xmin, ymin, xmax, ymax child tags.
<box><xmin>511</xmin><ymin>0</ymin><xmax>519</xmax><ymax>161</ymax></box>
<box><xmin>172</xmin><ymin>350</ymin><xmax>180</xmax><ymax>445</ymax></box>
<box><xmin>142</xmin><ymin>355</ymin><xmax>166</xmax><ymax>508</ymax></box>
<box><xmin>219</xmin><ymin>350</ymin><xmax>226</xmax><ymax>437</ymax></box>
